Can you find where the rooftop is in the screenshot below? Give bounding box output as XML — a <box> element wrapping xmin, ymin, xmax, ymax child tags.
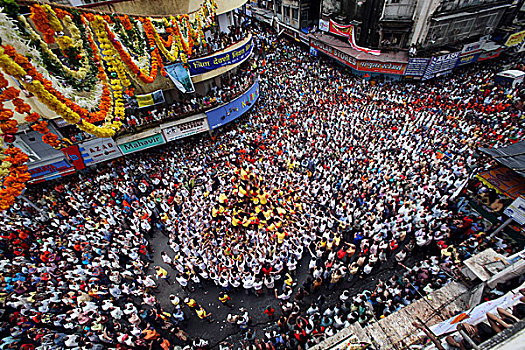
<box><xmin>309</xmin><ymin>32</ymin><xmax>409</xmax><ymax>64</ymax></box>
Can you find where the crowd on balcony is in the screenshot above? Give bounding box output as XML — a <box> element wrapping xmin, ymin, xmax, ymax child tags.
<box><xmin>192</xmin><ymin>25</ymin><xmax>248</xmax><ymax>59</ymax></box>
<box><xmin>1</xmin><ymin>23</ymin><xmax>525</xmax><ymax>350</ymax></box>
<box><xmin>123</xmin><ymin>62</ymin><xmax>256</xmax><ymax>132</ymax></box>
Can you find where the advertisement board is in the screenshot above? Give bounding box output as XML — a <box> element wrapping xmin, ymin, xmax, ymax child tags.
<box><xmin>79</xmin><ymin>138</ymin><xmax>123</xmax><ymax>166</ymax></box>
<box><xmin>188</xmin><ymin>37</ymin><xmax>253</xmax><ymax>76</ymax></box>
<box><xmin>357</xmin><ymin>61</ymin><xmax>406</xmax><ymax>75</ymax></box>
<box><xmin>162</xmin><ymin>115</ymin><xmax>210</xmax><ymax>142</ymax></box>
<box><xmin>455</xmin><ymin>53</ymin><xmax>480</xmax><ymax>67</ymax></box>
<box><xmin>165</xmin><ymin>63</ymin><xmax>195</xmax><ymax>93</ymax></box>
<box><xmin>478</xmin><ymin>48</ymin><xmax>503</xmax><ymax>61</ymax></box>
<box><xmin>505</xmin><ymin>30</ymin><xmax>525</xmax><ymax>47</ymax></box>
<box><xmin>404</xmin><ymin>58</ymin><xmax>430</xmax><ymax>77</ymax></box>
<box><xmin>118</xmin><ymin>133</ymin><xmax>166</xmax><ymax>155</ymax></box>
<box><xmin>461</xmin><ymin>40</ymin><xmax>485</xmax><ymax>55</ymax></box>
<box><xmin>206</xmin><ymin>79</ymin><xmax>260</xmax><ymax>129</ymax></box>
<box><xmin>423</xmin><ymin>52</ymin><xmax>460</xmax><ymax>80</ymax></box>
<box><xmin>28</xmin><ymin>159</ymin><xmax>76</xmax><ymax>183</ymax></box>
<box><xmin>310</xmin><ymin>39</ymin><xmax>357</xmax><ymax>69</ymax></box>
<box><xmin>318</xmin><ymin>19</ymin><xmax>329</xmax><ymax>32</ymax></box>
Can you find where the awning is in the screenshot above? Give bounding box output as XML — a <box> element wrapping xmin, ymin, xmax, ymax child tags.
<box><xmin>116</xmin><ymin>127</ymin><xmax>163</xmax><ymax>145</ymax></box>
<box><xmin>479</xmin><ymin>141</ymin><xmax>525</xmax><ymax>178</ymax></box>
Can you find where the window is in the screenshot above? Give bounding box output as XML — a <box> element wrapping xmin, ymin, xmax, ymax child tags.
<box><xmin>292</xmin><ymin>8</ymin><xmax>299</xmax><ymax>21</ymax></box>
<box><xmin>283</xmin><ymin>6</ymin><xmax>290</xmax><ymax>23</ymax></box>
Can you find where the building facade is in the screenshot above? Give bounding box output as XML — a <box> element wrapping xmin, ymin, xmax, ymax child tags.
<box><xmin>318</xmin><ymin>0</ymin><xmax>522</xmax><ymax>51</ymax></box>
<box><xmin>411</xmin><ymin>0</ymin><xmax>515</xmax><ymax>52</ymax></box>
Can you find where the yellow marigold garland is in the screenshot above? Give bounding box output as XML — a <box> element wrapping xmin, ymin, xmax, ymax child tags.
<box><xmin>0</xmin><ymin>46</ymin><xmax>121</xmax><ymax>138</ymax></box>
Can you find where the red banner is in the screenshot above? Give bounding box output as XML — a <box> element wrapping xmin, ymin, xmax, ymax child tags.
<box><xmin>310</xmin><ymin>39</ymin><xmax>405</xmax><ymax>75</ymax></box>
<box><xmin>310</xmin><ymin>39</ymin><xmax>357</xmax><ymax>69</ymax></box>
<box><xmin>62</xmin><ymin>144</ymin><xmax>86</xmax><ymax>170</ymax></box>
<box><xmin>328</xmin><ymin>20</ymin><xmax>381</xmax><ymax>56</ymax></box>
<box><xmin>329</xmin><ymin>20</ymin><xmax>354</xmax><ymax>38</ymax></box>
<box><xmin>357</xmin><ymin>61</ymin><xmax>406</xmax><ymax>75</ymax></box>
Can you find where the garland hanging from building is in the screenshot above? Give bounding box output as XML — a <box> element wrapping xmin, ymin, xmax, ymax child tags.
<box><xmin>0</xmin><ymin>0</ymin><xmax>217</xmax><ymax>211</ymax></box>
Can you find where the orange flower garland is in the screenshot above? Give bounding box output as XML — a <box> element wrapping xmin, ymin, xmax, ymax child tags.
<box><xmin>119</xmin><ymin>15</ymin><xmax>133</xmax><ymax>31</ymax></box>
<box><xmin>29</xmin><ymin>4</ymin><xmax>56</xmax><ymax>44</ymax></box>
<box><xmin>2</xmin><ymin>44</ymin><xmax>111</xmax><ymax>125</ymax></box>
<box><xmin>0</xmin><ymin>145</ymin><xmax>31</xmax><ymax>211</ymax></box>
<box><xmin>0</xmin><ymin>71</ymin><xmax>62</xmax><ymax>149</ymax></box>
<box><xmin>97</xmin><ymin>16</ymin><xmax>160</xmax><ymax>84</ymax></box>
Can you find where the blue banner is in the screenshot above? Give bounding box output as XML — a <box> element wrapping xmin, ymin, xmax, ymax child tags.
<box><xmin>188</xmin><ymin>37</ymin><xmax>253</xmax><ymax>76</ymax></box>
<box><xmin>455</xmin><ymin>53</ymin><xmax>480</xmax><ymax>67</ymax></box>
<box><xmin>423</xmin><ymin>52</ymin><xmax>460</xmax><ymax>81</ymax></box>
<box><xmin>206</xmin><ymin>79</ymin><xmax>260</xmax><ymax>129</ymax></box>
<box><xmin>404</xmin><ymin>58</ymin><xmax>429</xmax><ymax>77</ymax></box>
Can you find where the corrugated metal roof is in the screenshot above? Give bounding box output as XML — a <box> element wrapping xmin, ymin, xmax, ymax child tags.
<box><xmin>479</xmin><ymin>141</ymin><xmax>525</xmax><ymax>178</ymax></box>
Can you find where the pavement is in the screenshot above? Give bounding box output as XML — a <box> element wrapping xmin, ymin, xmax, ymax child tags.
<box><xmin>145</xmin><ymin>228</ymin><xmax>427</xmax><ymax>348</ymax></box>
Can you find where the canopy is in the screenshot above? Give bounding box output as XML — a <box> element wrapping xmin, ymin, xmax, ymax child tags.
<box><xmin>479</xmin><ymin>141</ymin><xmax>525</xmax><ymax>178</ymax></box>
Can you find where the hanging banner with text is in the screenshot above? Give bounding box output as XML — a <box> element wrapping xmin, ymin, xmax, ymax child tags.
<box><xmin>188</xmin><ymin>37</ymin><xmax>253</xmax><ymax>76</ymax></box>
<box><xmin>405</xmin><ymin>58</ymin><xmax>430</xmax><ymax>77</ymax></box>
<box><xmin>165</xmin><ymin>63</ymin><xmax>195</xmax><ymax>93</ymax></box>
<box><xmin>328</xmin><ymin>20</ymin><xmax>381</xmax><ymax>56</ymax></box>
<box><xmin>505</xmin><ymin>30</ymin><xmax>525</xmax><ymax>47</ymax></box>
<box><xmin>206</xmin><ymin>79</ymin><xmax>260</xmax><ymax>129</ymax></box>
<box><xmin>136</xmin><ymin>90</ymin><xmax>165</xmax><ymax>108</ymax></box>
<box><xmin>422</xmin><ymin>52</ymin><xmax>461</xmax><ymax>80</ymax></box>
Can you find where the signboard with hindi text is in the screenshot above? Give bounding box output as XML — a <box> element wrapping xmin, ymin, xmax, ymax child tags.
<box><xmin>206</xmin><ymin>79</ymin><xmax>260</xmax><ymax>129</ymax></box>
<box><xmin>310</xmin><ymin>39</ymin><xmax>404</xmax><ymax>75</ymax></box>
<box><xmin>188</xmin><ymin>37</ymin><xmax>253</xmax><ymax>76</ymax></box>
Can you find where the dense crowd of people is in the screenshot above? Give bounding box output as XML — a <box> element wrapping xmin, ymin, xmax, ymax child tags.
<box><xmin>193</xmin><ymin>25</ymin><xmax>248</xmax><ymax>58</ymax></box>
<box><xmin>0</xmin><ymin>24</ymin><xmax>524</xmax><ymax>350</ymax></box>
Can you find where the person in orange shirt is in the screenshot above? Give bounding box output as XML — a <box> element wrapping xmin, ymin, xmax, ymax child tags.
<box><xmin>141</xmin><ymin>326</ymin><xmax>160</xmax><ymax>341</ymax></box>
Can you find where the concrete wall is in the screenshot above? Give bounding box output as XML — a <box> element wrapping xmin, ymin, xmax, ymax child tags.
<box><xmin>313</xmin><ymin>282</ymin><xmax>471</xmax><ymax>350</ymax></box>
<box><xmin>90</xmin><ymin>0</ymin><xmax>248</xmax><ymax>16</ymax></box>
<box><xmin>409</xmin><ymin>0</ymin><xmax>441</xmax><ymax>46</ymax></box>
<box><xmin>381</xmin><ymin>0</ymin><xmax>417</xmax><ymax>20</ymax></box>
